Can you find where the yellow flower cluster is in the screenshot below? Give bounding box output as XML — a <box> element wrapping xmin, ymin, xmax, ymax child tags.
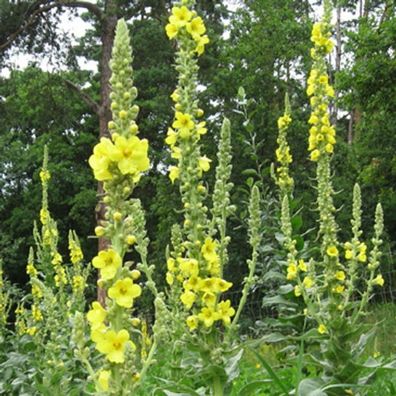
<box><xmin>275</xmin><ymin>109</ymin><xmax>294</xmax><ymax>194</ymax></box>
<box><xmin>89</xmin><ymin>135</ymin><xmax>149</xmax><ymax>182</ymax></box>
<box><xmin>166</xmin><ymin>6</ymin><xmax>209</xmax><ymax>55</ymax></box>
<box><xmin>166</xmin><ymin>237</ymin><xmax>234</xmax><ymax>330</ymax></box>
<box><xmin>166</xmin><ymin>111</ymin><xmax>208</xmax><ymax>183</ymax></box>
<box><xmin>306</xmin><ymin>21</ymin><xmax>336</xmax><ymax>162</ymax></box>
<box><xmin>344</xmin><ymin>241</ymin><xmax>367</xmax><ymax>263</ymax></box>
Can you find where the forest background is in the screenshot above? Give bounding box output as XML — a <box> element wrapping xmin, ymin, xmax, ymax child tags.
<box><xmin>0</xmin><ymin>0</ymin><xmax>395</xmax><ymax>319</ymax></box>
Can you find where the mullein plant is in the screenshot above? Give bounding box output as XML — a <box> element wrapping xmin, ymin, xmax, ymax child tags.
<box><xmin>83</xmin><ymin>18</ymin><xmax>167</xmax><ymax>395</ymax></box>
<box><xmin>277</xmin><ymin>0</ymin><xmax>386</xmax><ymax>390</ymax></box>
<box><xmin>0</xmin><ymin>261</ymin><xmax>12</xmax><ymax>337</ymax></box>
<box><xmin>12</xmin><ymin>147</ymin><xmax>90</xmax><ymax>393</ymax></box>
<box><xmin>164</xmin><ymin>2</ymin><xmax>260</xmax><ymax>394</ymax></box>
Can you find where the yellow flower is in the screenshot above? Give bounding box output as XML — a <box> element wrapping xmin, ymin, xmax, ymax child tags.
<box><xmin>198</xmin><ymin>306</ymin><xmax>218</xmax><ymax>327</ymax></box>
<box><xmin>326</xmin><ymin>245</ymin><xmax>339</xmax><ymax>257</ymax></box>
<box><xmin>286</xmin><ymin>262</ymin><xmax>298</xmax><ymax>280</ymax></box>
<box><xmin>169</xmin><ymin>166</ymin><xmax>180</xmax><ymax>184</ymax></box>
<box><xmin>303</xmin><ymin>276</ymin><xmax>314</xmax><ymax>289</ymax></box>
<box><xmin>166</xmin><ymin>272</ymin><xmax>174</xmax><ymax>285</ymax></box>
<box><xmin>26</xmin><ymin>263</ymin><xmax>37</xmax><ymax>277</ymax></box>
<box><xmin>198</xmin><ymin>156</ymin><xmax>211</xmax><ymax>172</ymax></box>
<box><xmin>186</xmin><ymin>315</ymin><xmax>199</xmax><ymax>331</ymax></box>
<box><xmin>32</xmin><ymin>305</ymin><xmax>43</xmax><ymax>321</ymax></box>
<box><xmin>180</xmin><ymin>290</ymin><xmax>196</xmax><ymax>309</ymax></box>
<box><xmin>165</xmin><ymin>128</ymin><xmax>178</xmax><ymax>146</ymax></box>
<box><xmin>294</xmin><ymin>285</ymin><xmax>302</xmax><ymax>297</ymax></box>
<box><xmin>318</xmin><ymin>324</ymin><xmax>327</xmax><ymax>334</ymax></box>
<box><xmin>183</xmin><ymin>275</ymin><xmax>201</xmax><ymax>291</ymax></box>
<box><xmin>96</xmin><ymin>329</ymin><xmax>135</xmax><ymax>363</ymax></box>
<box><xmin>298</xmin><ymin>259</ymin><xmax>308</xmax><ymax>272</ymax></box>
<box><xmin>97</xmin><ymin>370</ymin><xmax>111</xmax><ymax>392</ymax></box>
<box><xmin>89</xmin><ymin>137</ymin><xmax>117</xmax><ymax>181</ymax></box>
<box><xmin>310</xmin><ymin>149</ymin><xmax>321</xmax><ymax>161</ymax></box>
<box><xmin>335</xmin><ymin>271</ymin><xmax>345</xmax><ymax>281</ymax></box>
<box><xmin>108</xmin><ymin>278</ymin><xmax>142</xmax><ymax>308</ymax></box>
<box><xmin>165</xmin><ymin>23</ymin><xmax>179</xmax><ymax>39</ymax></box>
<box><xmin>345</xmin><ymin>249</ymin><xmax>353</xmax><ymax>260</ymax></box>
<box><xmin>277</xmin><ymin>114</ymin><xmax>292</xmax><ymax>129</ymax></box>
<box><xmin>216</xmin><ymin>278</ymin><xmax>233</xmax><ymax>293</ymax></box>
<box><xmin>216</xmin><ymin>300</ymin><xmax>235</xmax><ymax>326</ymax></box>
<box><xmin>172</xmin><ymin>112</ymin><xmax>194</xmax><ymax>134</ymax></box>
<box><xmin>178</xmin><ymin>258</ymin><xmax>199</xmax><ymax>278</ymax></box>
<box><xmin>72</xmin><ymin>275</ymin><xmax>85</xmax><ymax>292</ymax></box>
<box><xmin>195</xmin><ymin>35</ymin><xmax>209</xmax><ymax>55</ymax></box>
<box><xmin>357</xmin><ymin>253</ymin><xmax>367</xmax><ymax>263</ymax></box>
<box><xmin>40</xmin><ymin>208</ymin><xmax>49</xmax><ymax>225</ymax></box>
<box><xmin>372</xmin><ymin>274</ymin><xmax>384</xmax><ymax>287</ymax></box>
<box><xmin>333</xmin><ymin>284</ymin><xmax>345</xmax><ymax>294</ymax></box>
<box><xmin>39</xmin><ymin>169</ymin><xmax>51</xmax><ymax>183</ymax></box>
<box><xmin>169</xmin><ymin>6</ymin><xmax>192</xmax><ymax>27</ymax></box>
<box><xmin>167</xmin><ymin>258</ymin><xmax>176</xmax><ymax>272</ymax></box>
<box><xmin>92</xmin><ymin>249</ymin><xmax>122</xmax><ymax>281</ymax></box>
<box><xmin>87</xmin><ymin>301</ymin><xmax>107</xmax><ymax>329</ymax></box>
<box><xmin>113</xmin><ymin>136</ymin><xmax>150</xmax><ymax>177</ymax></box>
<box><xmin>201</xmin><ymin>237</ymin><xmax>218</xmax><ymax>263</ymax></box>
<box><xmin>186</xmin><ymin>16</ymin><xmax>206</xmax><ymax>39</ymax></box>
<box><xmin>202</xmin><ymin>292</ymin><xmax>216</xmax><ymax>307</ymax></box>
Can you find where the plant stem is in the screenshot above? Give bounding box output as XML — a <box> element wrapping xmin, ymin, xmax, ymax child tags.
<box><xmin>212</xmin><ymin>375</ymin><xmax>224</xmax><ymax>396</ymax></box>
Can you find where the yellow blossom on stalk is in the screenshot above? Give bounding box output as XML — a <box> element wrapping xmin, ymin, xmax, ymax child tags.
<box><xmin>172</xmin><ymin>112</ymin><xmax>195</xmax><ymax>138</ymax></box>
<box><xmin>39</xmin><ymin>169</ymin><xmax>51</xmax><ymax>183</ymax></box>
<box><xmin>333</xmin><ymin>285</ymin><xmax>345</xmax><ymax>294</ymax></box>
<box><xmin>169</xmin><ymin>166</ymin><xmax>180</xmax><ymax>183</ymax></box>
<box><xmin>198</xmin><ymin>306</ymin><xmax>218</xmax><ymax>327</ymax></box>
<box><xmin>327</xmin><ymin>245</ymin><xmax>339</xmax><ymax>257</ymax></box>
<box><xmin>165</xmin><ymin>128</ymin><xmax>178</xmax><ymax>146</ymax></box>
<box><xmin>108</xmin><ymin>278</ymin><xmax>142</xmax><ymax>308</ymax></box>
<box><xmin>72</xmin><ymin>275</ymin><xmax>85</xmax><ymax>293</ymax></box>
<box><xmin>26</xmin><ymin>262</ymin><xmax>37</xmax><ymax>277</ymax></box>
<box><xmin>216</xmin><ymin>300</ymin><xmax>235</xmax><ymax>326</ymax></box>
<box><xmin>186</xmin><ymin>17</ymin><xmax>206</xmax><ymax>39</ymax></box>
<box><xmin>345</xmin><ymin>249</ymin><xmax>353</xmax><ymax>260</ymax></box>
<box><xmin>96</xmin><ymin>329</ymin><xmax>135</xmax><ymax>364</ymax></box>
<box><xmin>201</xmin><ymin>237</ymin><xmax>219</xmax><ymax>264</ymax></box>
<box><xmin>186</xmin><ymin>315</ymin><xmax>199</xmax><ymax>331</ymax></box>
<box><xmin>298</xmin><ymin>259</ymin><xmax>308</xmax><ymax>272</ymax></box>
<box><xmin>87</xmin><ymin>302</ymin><xmax>107</xmax><ymax>329</ymax></box>
<box><xmin>169</xmin><ymin>6</ymin><xmax>192</xmax><ymax>27</ymax></box>
<box><xmin>166</xmin><ymin>272</ymin><xmax>174</xmax><ymax>285</ymax></box>
<box><xmin>318</xmin><ymin>324</ymin><xmax>327</xmax><ymax>334</ymax></box>
<box><xmin>216</xmin><ymin>278</ymin><xmax>233</xmax><ymax>292</ymax></box>
<box><xmin>32</xmin><ymin>304</ymin><xmax>43</xmax><ymax>322</ymax></box>
<box><xmin>166</xmin><ymin>23</ymin><xmax>179</xmax><ymax>39</ymax></box>
<box><xmin>112</xmin><ymin>135</ymin><xmax>150</xmax><ymax>177</ymax></box>
<box><xmin>294</xmin><ymin>285</ymin><xmax>302</xmax><ymax>297</ymax></box>
<box><xmin>92</xmin><ymin>249</ymin><xmax>122</xmax><ymax>281</ymax></box>
<box><xmin>303</xmin><ymin>276</ymin><xmax>314</xmax><ymax>289</ymax></box>
<box><xmin>40</xmin><ymin>208</ymin><xmax>49</xmax><ymax>225</ymax></box>
<box><xmin>198</xmin><ymin>156</ymin><xmax>211</xmax><ymax>172</ymax></box>
<box><xmin>97</xmin><ymin>370</ymin><xmax>111</xmax><ymax>392</ymax></box>
<box><xmin>178</xmin><ymin>258</ymin><xmax>199</xmax><ymax>278</ymax></box>
<box><xmin>287</xmin><ymin>262</ymin><xmax>297</xmax><ymax>280</ymax></box>
<box><xmin>335</xmin><ymin>271</ymin><xmax>345</xmax><ymax>281</ymax></box>
<box><xmin>372</xmin><ymin>274</ymin><xmax>384</xmax><ymax>287</ymax></box>
<box><xmin>89</xmin><ymin>137</ymin><xmax>117</xmax><ymax>181</ymax></box>
<box><xmin>195</xmin><ymin>35</ymin><xmax>209</xmax><ymax>55</ymax></box>
<box><xmin>180</xmin><ymin>290</ymin><xmax>196</xmax><ymax>309</ymax></box>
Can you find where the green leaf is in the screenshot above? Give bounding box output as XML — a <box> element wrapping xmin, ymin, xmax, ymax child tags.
<box><xmin>297</xmin><ymin>378</ymin><xmax>326</xmax><ymax>396</ymax></box>
<box><xmin>238</xmin><ymin>380</ymin><xmax>272</xmax><ymax>396</ymax></box>
<box><xmin>291</xmin><ymin>215</ymin><xmax>303</xmax><ymax>232</ymax></box>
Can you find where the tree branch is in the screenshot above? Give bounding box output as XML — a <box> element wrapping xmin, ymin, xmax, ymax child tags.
<box><xmin>0</xmin><ymin>0</ymin><xmax>103</xmax><ymax>52</ymax></box>
<box><xmin>63</xmin><ymin>79</ymin><xmax>100</xmax><ymax>115</ymax></box>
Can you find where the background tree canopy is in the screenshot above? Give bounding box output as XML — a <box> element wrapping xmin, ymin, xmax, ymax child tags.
<box><xmin>0</xmin><ymin>0</ymin><xmax>395</xmax><ymax>301</ymax></box>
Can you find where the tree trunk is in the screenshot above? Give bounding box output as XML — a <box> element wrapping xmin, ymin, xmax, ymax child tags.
<box><xmin>96</xmin><ymin>0</ymin><xmax>118</xmax><ymax>305</ymax></box>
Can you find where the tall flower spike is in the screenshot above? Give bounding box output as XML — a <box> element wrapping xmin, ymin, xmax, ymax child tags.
<box><xmin>275</xmin><ymin>93</ymin><xmax>294</xmax><ymax>198</ymax></box>
<box><xmin>165</xmin><ymin>1</ymin><xmax>234</xmax><ymax>335</ymax></box>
